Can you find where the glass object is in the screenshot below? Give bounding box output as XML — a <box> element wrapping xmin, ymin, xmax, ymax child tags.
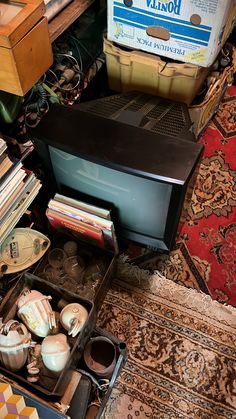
<box><xmin>42</xmin><ymin>264</ymin><xmax>66</xmax><ymax>286</ymax></box>
<box><xmin>48</xmin><ymin>248</ymin><xmax>67</xmax><ymax>269</ymax></box>
<box><xmin>63</xmin><ymin>240</ymin><xmax>78</xmax><ymax>257</ymax></box>
<box><xmin>83</xmin><ymin>258</ymin><xmax>105</xmax><ymax>284</ymax></box>
<box><xmin>60</xmin><ymin>274</ymin><xmax>77</xmax><ymax>291</ymax></box>
<box><xmin>77</xmin><ymin>285</ymin><xmax>95</xmax><ymax>301</ymax></box>
<box><xmin>63</xmin><ymin>256</ymin><xmax>85</xmax><ymax>280</ymax></box>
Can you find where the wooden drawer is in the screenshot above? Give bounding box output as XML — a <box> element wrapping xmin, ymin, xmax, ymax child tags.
<box><xmin>0</xmin><ymin>17</ymin><xmax>53</xmax><ymax>96</ymax></box>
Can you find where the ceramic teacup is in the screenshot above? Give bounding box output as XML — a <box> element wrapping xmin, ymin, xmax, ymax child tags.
<box><xmin>60</xmin><ymin>303</ymin><xmax>88</xmax><ymax>337</ymax></box>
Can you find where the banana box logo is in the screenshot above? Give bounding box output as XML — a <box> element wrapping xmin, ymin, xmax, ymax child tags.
<box><xmin>146</xmin><ymin>0</ymin><xmax>182</xmax><ymax>15</ymax></box>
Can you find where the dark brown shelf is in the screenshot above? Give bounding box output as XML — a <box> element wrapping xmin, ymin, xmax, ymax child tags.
<box><xmin>49</xmin><ymin>0</ymin><xmax>95</xmax><ymax>42</ymax></box>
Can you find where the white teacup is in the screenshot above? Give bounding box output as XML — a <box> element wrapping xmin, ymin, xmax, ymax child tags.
<box><xmin>60</xmin><ymin>303</ymin><xmax>88</xmax><ymax>338</ymax></box>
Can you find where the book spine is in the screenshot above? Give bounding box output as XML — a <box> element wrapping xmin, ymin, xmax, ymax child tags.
<box><xmin>48</xmin><ymin>201</ymin><xmax>112</xmax><ymax>230</ymax></box>
<box><xmin>0</xmin><ymin>181</ymin><xmax>42</xmax><ymax>245</ymax></box>
<box><xmin>0</xmin><ymin>174</ymin><xmax>38</xmax><ymax>225</ymax></box>
<box><xmin>46</xmin><ymin>209</ymin><xmax>105</xmax><ymax>248</ymax></box>
<box><xmin>54</xmin><ymin>193</ymin><xmax>111</xmax><ymax>220</ymax></box>
<box><xmin>0</xmin><ymin>138</ymin><xmax>7</xmax><ymax>155</ymax></box>
<box><xmin>0</xmin><ymin>157</ymin><xmax>12</xmax><ymax>178</ymax></box>
<box><xmin>0</xmin><ymin>160</ymin><xmax>23</xmax><ymax>191</ymax></box>
<box><xmin>0</xmin><ymin>168</ymin><xmax>26</xmax><ymax>197</ymax></box>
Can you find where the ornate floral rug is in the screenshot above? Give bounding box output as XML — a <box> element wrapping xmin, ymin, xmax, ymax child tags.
<box><xmin>131</xmin><ymin>85</ymin><xmax>236</xmax><ymax>307</ymax></box>
<box><xmin>98</xmin><ymin>261</ymin><xmax>236</xmax><ymax>419</ymax></box>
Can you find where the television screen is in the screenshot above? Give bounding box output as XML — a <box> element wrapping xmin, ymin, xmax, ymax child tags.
<box><xmin>49</xmin><ymin>147</ymin><xmax>172</xmax><ymax>238</ymax></box>
<box><xmin>32</xmin><ymin>93</ymin><xmax>203</xmax><ymax>252</ymax></box>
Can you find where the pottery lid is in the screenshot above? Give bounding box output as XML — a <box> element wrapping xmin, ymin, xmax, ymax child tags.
<box><xmin>0</xmin><ymin>330</ymin><xmax>31</xmax><ymax>351</ymax></box>
<box><xmin>41</xmin><ymin>333</ymin><xmax>70</xmax><ymax>356</ymax></box>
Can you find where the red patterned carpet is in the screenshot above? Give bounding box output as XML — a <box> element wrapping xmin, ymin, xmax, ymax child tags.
<box><xmin>137</xmin><ymin>86</ymin><xmax>236</xmax><ymax>306</ymax></box>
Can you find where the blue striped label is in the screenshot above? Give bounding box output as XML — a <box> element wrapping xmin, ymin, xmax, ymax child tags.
<box><xmin>113</xmin><ymin>2</ymin><xmax>212</xmax><ymax>46</ymax></box>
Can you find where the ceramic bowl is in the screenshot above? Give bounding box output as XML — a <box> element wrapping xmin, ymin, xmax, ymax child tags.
<box><xmin>41</xmin><ymin>333</ymin><xmax>70</xmax><ymax>373</ymax></box>
<box><xmin>0</xmin><ymin>320</ymin><xmax>33</xmax><ymax>371</ymax></box>
<box><xmin>17</xmin><ymin>289</ymin><xmax>56</xmax><ymax>337</ymax></box>
<box><xmin>59</xmin><ymin>303</ymin><xmax>88</xmax><ymax>338</ymax></box>
<box><xmin>83</xmin><ymin>336</ymin><xmax>117</xmax><ymax>378</ymax></box>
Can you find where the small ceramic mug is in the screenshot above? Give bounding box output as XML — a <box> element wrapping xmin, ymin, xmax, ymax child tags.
<box><xmin>60</xmin><ymin>303</ymin><xmax>88</xmax><ymax>337</ymax></box>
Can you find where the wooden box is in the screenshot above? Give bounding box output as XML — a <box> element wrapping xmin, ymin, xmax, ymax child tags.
<box><xmin>0</xmin><ymin>0</ymin><xmax>53</xmax><ymax>96</ymax></box>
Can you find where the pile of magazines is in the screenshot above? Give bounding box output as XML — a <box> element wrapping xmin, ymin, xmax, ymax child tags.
<box><xmin>0</xmin><ymin>138</ymin><xmax>41</xmax><ymax>246</ymax></box>
<box><xmin>46</xmin><ymin>193</ymin><xmax>118</xmax><ymax>253</ymax></box>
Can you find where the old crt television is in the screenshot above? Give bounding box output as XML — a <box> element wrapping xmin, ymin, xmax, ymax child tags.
<box><xmin>32</xmin><ymin>92</ymin><xmax>203</xmax><ymax>252</ymax></box>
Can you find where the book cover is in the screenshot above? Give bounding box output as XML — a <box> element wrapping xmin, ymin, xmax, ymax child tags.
<box><xmin>0</xmin><ymin>159</ymin><xmax>23</xmax><ymax>192</ymax></box>
<box><xmin>0</xmin><ymin>173</ymin><xmax>38</xmax><ymax>225</ymax></box>
<box><xmin>0</xmin><ymin>179</ymin><xmax>42</xmax><ymax>246</ymax></box>
<box><xmin>0</xmin><ymin>168</ymin><xmax>27</xmax><ymax>207</ymax></box>
<box><xmin>0</xmin><ymin>138</ymin><xmax>7</xmax><ymax>156</ymax></box>
<box><xmin>48</xmin><ymin>194</ymin><xmax>119</xmax><ymax>253</ymax></box>
<box><xmin>0</xmin><ymin>155</ymin><xmax>13</xmax><ymax>178</ymax></box>
<box><xmin>0</xmin><ymin>181</ymin><xmax>25</xmax><ymax>223</ymax></box>
<box><xmin>48</xmin><ymin>199</ymin><xmax>113</xmax><ymax>231</ymax></box>
<box><xmin>46</xmin><ymin>208</ymin><xmax>105</xmax><ymax>248</ymax></box>
<box><xmin>0</xmin><ymin>152</ymin><xmax>7</xmax><ymax>165</ymax></box>
<box><xmin>102</xmin><ymin>224</ymin><xmax>119</xmax><ymax>254</ymax></box>
<box><xmin>54</xmin><ymin>193</ymin><xmax>111</xmax><ymax>220</ymax></box>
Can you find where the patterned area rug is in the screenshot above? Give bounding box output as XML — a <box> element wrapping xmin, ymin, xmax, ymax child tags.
<box><xmin>99</xmin><ymin>261</ymin><xmax>236</xmax><ymax>419</ymax></box>
<box><xmin>139</xmin><ymin>241</ymin><xmax>211</xmax><ymax>295</ymax></box>
<box><xmin>137</xmin><ymin>86</ymin><xmax>236</xmax><ymax>306</ymax></box>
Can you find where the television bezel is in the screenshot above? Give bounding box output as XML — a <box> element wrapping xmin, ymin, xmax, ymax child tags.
<box><xmin>32</xmin><ymin>104</ymin><xmax>203</xmax><ymax>252</ymax></box>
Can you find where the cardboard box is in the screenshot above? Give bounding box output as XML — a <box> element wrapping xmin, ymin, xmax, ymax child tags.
<box><xmin>108</xmin><ymin>0</ymin><xmax>236</xmax><ymax>67</ymax></box>
<box><xmin>189</xmin><ymin>47</ymin><xmax>236</xmax><ymax>136</ymax></box>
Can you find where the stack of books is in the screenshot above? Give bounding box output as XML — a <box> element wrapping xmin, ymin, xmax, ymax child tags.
<box><xmin>46</xmin><ymin>193</ymin><xmax>118</xmax><ymax>253</ymax></box>
<box><xmin>0</xmin><ymin>138</ymin><xmax>42</xmax><ymax>246</ymax></box>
